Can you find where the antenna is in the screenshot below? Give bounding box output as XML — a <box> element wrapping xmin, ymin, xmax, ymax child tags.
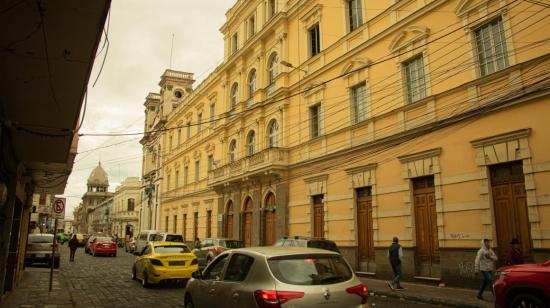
<box><xmin>169</xmin><ymin>33</ymin><xmax>175</xmax><ymax>69</ymax></box>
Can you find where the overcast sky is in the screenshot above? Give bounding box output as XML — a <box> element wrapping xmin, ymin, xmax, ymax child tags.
<box><xmin>62</xmin><ymin>0</ymin><xmax>235</xmax><ymax>218</ymax></box>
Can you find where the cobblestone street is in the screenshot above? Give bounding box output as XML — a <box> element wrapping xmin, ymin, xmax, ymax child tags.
<box><xmin>2</xmin><ymin>245</ymin><xmax>448</xmax><ymax>308</ymax></box>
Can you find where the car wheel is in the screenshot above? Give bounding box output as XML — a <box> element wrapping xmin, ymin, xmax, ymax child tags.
<box><xmin>510</xmin><ymin>293</ymin><xmax>545</xmax><ymax>308</ymax></box>
<box><xmin>132</xmin><ymin>266</ymin><xmax>137</xmax><ymax>280</ymax></box>
<box><xmin>184</xmin><ymin>295</ymin><xmax>194</xmax><ymax>308</ymax></box>
<box><xmin>142</xmin><ymin>272</ymin><xmax>150</xmax><ymax>288</ymax></box>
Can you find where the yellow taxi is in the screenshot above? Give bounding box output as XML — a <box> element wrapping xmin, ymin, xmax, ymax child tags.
<box><xmin>132</xmin><ymin>241</ymin><xmax>198</xmax><ymax>287</ymax></box>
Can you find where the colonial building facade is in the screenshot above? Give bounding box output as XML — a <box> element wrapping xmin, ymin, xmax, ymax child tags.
<box><xmin>144</xmin><ymin>0</ymin><xmax>550</xmax><ymax>286</ymax></box>
<box><xmin>112</xmin><ymin>177</ymin><xmax>141</xmax><ymax>239</ymax></box>
<box><xmin>75</xmin><ymin>163</ymin><xmax>114</xmax><ymax>233</ymax></box>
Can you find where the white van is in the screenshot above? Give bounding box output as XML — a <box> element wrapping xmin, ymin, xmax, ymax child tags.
<box><xmin>134</xmin><ymin>230</ymin><xmax>159</xmax><ymax>254</ymax></box>
<box><xmin>151</xmin><ymin>232</ymin><xmax>184</xmax><ymax>243</ymax></box>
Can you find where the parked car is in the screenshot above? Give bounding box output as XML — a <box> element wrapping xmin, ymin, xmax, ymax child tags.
<box><xmin>25</xmin><ymin>233</ymin><xmax>60</xmax><ymax>268</ymax></box>
<box><xmin>126</xmin><ymin>236</ymin><xmax>138</xmax><ymax>253</ymax></box>
<box><xmin>493</xmin><ymin>259</ymin><xmax>550</xmax><ymax>308</ymax></box>
<box><xmin>135</xmin><ymin>230</ymin><xmax>159</xmax><ymax>254</ymax></box>
<box><xmin>273</xmin><ymin>236</ymin><xmax>341</xmax><ymax>253</ymax></box>
<box><xmin>84</xmin><ymin>235</ymin><xmax>97</xmax><ymax>254</ymax></box>
<box><xmin>89</xmin><ymin>236</ymin><xmax>117</xmax><ymax>257</ymax></box>
<box><xmin>76</xmin><ymin>233</ymin><xmax>89</xmax><ymax>247</ymax></box>
<box><xmin>132</xmin><ymin>242</ymin><xmax>198</xmax><ymax>288</ymax></box>
<box><xmin>192</xmin><ymin>238</ymin><xmax>244</xmax><ymax>266</ymax></box>
<box><xmin>151</xmin><ymin>232</ymin><xmax>184</xmax><ymax>243</ymax></box>
<box><xmin>184</xmin><ymin>247</ymin><xmax>368</xmax><ymax>308</ymax></box>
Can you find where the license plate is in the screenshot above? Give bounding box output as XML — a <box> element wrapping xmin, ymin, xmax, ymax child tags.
<box><xmin>168</xmin><ymin>261</ymin><xmax>186</xmax><ymax>266</ymax></box>
<box><xmin>103</xmin><ymin>245</ymin><xmax>110</xmax><ymax>248</ymax></box>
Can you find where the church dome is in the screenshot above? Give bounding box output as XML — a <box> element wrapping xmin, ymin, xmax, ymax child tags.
<box><xmin>87</xmin><ymin>162</ymin><xmax>109</xmax><ymax>186</ymax></box>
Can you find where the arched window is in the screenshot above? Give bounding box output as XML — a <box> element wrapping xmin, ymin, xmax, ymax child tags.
<box><xmin>127</xmin><ymin>198</ymin><xmax>135</xmax><ymax>212</ymax></box>
<box><xmin>268</xmin><ymin>53</ymin><xmax>278</xmax><ymax>84</ymax></box>
<box><xmin>229</xmin><ymin>139</ymin><xmax>237</xmax><ymax>162</ymax></box>
<box><xmin>247</xmin><ymin>131</ymin><xmax>256</xmax><ymax>156</ymax></box>
<box><xmin>230</xmin><ymin>83</ymin><xmax>238</xmax><ymax>110</ymax></box>
<box><xmin>268</xmin><ymin>120</ymin><xmax>279</xmax><ymax>147</ymax></box>
<box><xmin>248</xmin><ymin>69</ymin><xmax>256</xmax><ymax>98</ymax></box>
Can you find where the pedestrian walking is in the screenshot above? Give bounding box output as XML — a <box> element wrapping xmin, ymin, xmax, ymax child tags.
<box><xmin>387</xmin><ymin>236</ymin><xmax>404</xmax><ymax>290</ymax></box>
<box><xmin>68</xmin><ymin>235</ymin><xmax>79</xmax><ymax>262</ymax></box>
<box><xmin>506</xmin><ymin>238</ymin><xmax>524</xmax><ymax>265</ymax></box>
<box><xmin>475</xmin><ymin>238</ymin><xmax>498</xmax><ymax>300</ymax></box>
<box><xmin>194</xmin><ymin>237</ymin><xmax>201</xmax><ymax>249</ymax></box>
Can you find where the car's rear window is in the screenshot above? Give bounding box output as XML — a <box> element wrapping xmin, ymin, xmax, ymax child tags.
<box><xmin>154</xmin><ymin>246</ymin><xmax>191</xmax><ymax>254</ymax></box>
<box><xmin>221</xmin><ymin>240</ymin><xmax>244</xmax><ymax>248</ymax></box>
<box><xmin>165</xmin><ymin>235</ymin><xmax>184</xmax><ymax>242</ymax></box>
<box><xmin>29</xmin><ymin>235</ymin><xmax>53</xmax><ymax>243</ymax></box>
<box><xmin>96</xmin><ymin>237</ymin><xmax>113</xmax><ymax>242</ymax></box>
<box><xmin>268</xmin><ymin>255</ymin><xmax>352</xmax><ymax>285</ymax></box>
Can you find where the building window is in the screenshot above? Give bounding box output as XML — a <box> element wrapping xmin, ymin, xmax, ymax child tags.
<box><xmin>229</xmin><ymin>139</ymin><xmax>237</xmax><ymax>162</ymax></box>
<box><xmin>183</xmin><ymin>214</ymin><xmax>187</xmax><ymax>240</ymax></box>
<box><xmin>309</xmin><ymin>23</ymin><xmax>320</xmax><ymax>57</ymax></box>
<box><xmin>403</xmin><ymin>55</ymin><xmax>427</xmax><ymax>103</ymax></box>
<box><xmin>310</xmin><ymin>103</ymin><xmax>322</xmax><ymax>138</ymax></box>
<box><xmin>165</xmin><ymin>216</ymin><xmax>169</xmax><ymax>232</ymax></box>
<box><xmin>268</xmin><ymin>0</ymin><xmax>276</xmax><ymax>19</ymax></box>
<box><xmin>232</xmin><ymin>33</ymin><xmax>238</xmax><ymax>54</ymax></box>
<box><xmin>247</xmin><ymin>131</ymin><xmax>256</xmax><ymax>156</ymax></box>
<box><xmin>351</xmin><ymin>81</ymin><xmax>367</xmax><ymax>123</ymax></box>
<box><xmin>177</xmin><ymin>128</ymin><xmax>182</xmax><ymax>145</ymax></box>
<box><xmin>184</xmin><ymin>166</ymin><xmax>189</xmax><ymax>186</ymax></box>
<box><xmin>208</xmin><ymin>154</ymin><xmax>214</xmax><ymax>171</ymax></box>
<box><xmin>248</xmin><ymin>14</ymin><xmax>256</xmax><ymax>38</ymax></box>
<box><xmin>166</xmin><ymin>174</ymin><xmax>171</xmax><ymax>191</ymax></box>
<box><xmin>175</xmin><ymin>170</ymin><xmax>179</xmax><ymax>188</ymax></box>
<box><xmin>194</xmin><ymin>160</ymin><xmax>200</xmax><ymax>182</ymax></box>
<box><xmin>193</xmin><ymin>212</ymin><xmax>199</xmax><ymax>239</ymax></box>
<box><xmin>173</xmin><ymin>215</ymin><xmax>177</xmax><ymax>233</ymax></box>
<box><xmin>248</xmin><ymin>69</ymin><xmax>256</xmax><ymax>99</ymax></box>
<box><xmin>206</xmin><ymin>210</ymin><xmax>212</xmax><ymax>238</ymax></box>
<box><xmin>347</xmin><ymin>0</ymin><xmax>363</xmax><ymax>32</ymax></box>
<box><xmin>127</xmin><ymin>198</ymin><xmax>135</xmax><ymax>212</ymax></box>
<box><xmin>186</xmin><ymin>121</ymin><xmax>191</xmax><ymax>141</ymax></box>
<box><xmin>268</xmin><ymin>120</ymin><xmax>279</xmax><ymax>147</ymax></box>
<box><xmin>209</xmin><ymin>102</ymin><xmax>216</xmax><ymax>124</ymax></box>
<box><xmin>197</xmin><ymin>112</ymin><xmax>202</xmax><ymax>132</ymax></box>
<box><xmin>169</xmin><ymin>135</ymin><xmax>173</xmax><ymax>150</ymax></box>
<box><xmin>268</xmin><ymin>53</ymin><xmax>278</xmax><ymax>84</ymax></box>
<box><xmin>474</xmin><ymin>17</ymin><xmax>509</xmax><ymax>76</ymax></box>
<box><xmin>231</xmin><ymin>83</ymin><xmax>238</xmax><ymax>110</ymax></box>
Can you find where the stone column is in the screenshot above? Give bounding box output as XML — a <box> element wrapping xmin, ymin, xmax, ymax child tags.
<box><xmin>252</xmin><ymin>188</ymin><xmax>261</xmax><ymax>246</ymax></box>
<box><xmin>275</xmin><ymin>182</ymin><xmax>289</xmax><ymax>238</ymax></box>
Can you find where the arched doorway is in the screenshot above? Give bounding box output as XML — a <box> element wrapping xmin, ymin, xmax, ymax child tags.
<box><xmin>225</xmin><ymin>201</ymin><xmax>234</xmax><ymax>239</ymax></box>
<box><xmin>243</xmin><ymin>197</ymin><xmax>253</xmax><ymax>247</ymax></box>
<box><xmin>263</xmin><ymin>193</ymin><xmax>277</xmax><ymax>246</ymax></box>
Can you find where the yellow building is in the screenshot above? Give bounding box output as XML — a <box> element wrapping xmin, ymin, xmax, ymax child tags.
<box><xmin>145</xmin><ymin>0</ymin><xmax>550</xmax><ymax>286</ymax></box>
<box><xmin>112</xmin><ymin>177</ymin><xmax>141</xmax><ymax>239</ymax></box>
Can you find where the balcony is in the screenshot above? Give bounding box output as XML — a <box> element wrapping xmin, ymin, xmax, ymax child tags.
<box><xmin>208</xmin><ymin>147</ymin><xmax>289</xmax><ymax>188</ymax></box>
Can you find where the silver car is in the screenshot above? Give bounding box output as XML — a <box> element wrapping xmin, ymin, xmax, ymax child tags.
<box><xmin>183</xmin><ymin>247</ymin><xmax>368</xmax><ymax>308</ymax></box>
<box><xmin>25</xmin><ymin>233</ymin><xmax>60</xmax><ymax>268</ymax></box>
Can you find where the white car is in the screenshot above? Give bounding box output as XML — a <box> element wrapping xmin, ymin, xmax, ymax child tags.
<box><xmin>134</xmin><ymin>230</ymin><xmax>159</xmax><ymax>254</ymax></box>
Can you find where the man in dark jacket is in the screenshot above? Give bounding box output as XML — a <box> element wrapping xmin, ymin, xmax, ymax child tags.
<box><xmin>387</xmin><ymin>236</ymin><xmax>404</xmax><ymax>290</ymax></box>
<box><xmin>68</xmin><ymin>235</ymin><xmax>79</xmax><ymax>262</ymax></box>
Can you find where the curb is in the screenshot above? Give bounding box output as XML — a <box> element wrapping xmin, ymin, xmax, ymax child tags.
<box><xmin>369</xmin><ymin>289</ymin><xmax>487</xmax><ymax>308</ymax></box>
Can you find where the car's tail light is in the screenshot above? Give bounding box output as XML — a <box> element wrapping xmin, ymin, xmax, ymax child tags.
<box><xmin>190</xmin><ymin>259</ymin><xmax>198</xmax><ymax>265</ymax></box>
<box><xmin>149</xmin><ymin>259</ymin><xmax>163</xmax><ymax>266</ymax></box>
<box><xmin>254</xmin><ymin>290</ymin><xmax>304</xmax><ymax>308</ymax></box>
<box><xmin>346</xmin><ymin>284</ymin><xmax>369</xmax><ymax>304</ymax></box>
<box><xmin>213</xmin><ymin>245</ymin><xmax>225</xmax><ymax>253</ymax></box>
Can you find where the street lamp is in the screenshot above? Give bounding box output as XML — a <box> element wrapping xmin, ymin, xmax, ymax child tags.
<box><xmin>280</xmin><ymin>60</ymin><xmax>307</xmax><ymax>74</ymax></box>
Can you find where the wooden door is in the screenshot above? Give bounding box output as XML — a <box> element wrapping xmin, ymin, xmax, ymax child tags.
<box><xmin>226</xmin><ymin>201</ymin><xmax>234</xmax><ymax>239</ymax></box>
<box><xmin>491</xmin><ymin>162</ymin><xmax>532</xmax><ymax>261</ymax></box>
<box><xmin>413</xmin><ymin>176</ymin><xmax>439</xmax><ymax>276</ymax></box>
<box><xmin>313</xmin><ymin>195</ymin><xmax>324</xmax><ymax>238</ymax></box>
<box><xmin>264</xmin><ymin>193</ymin><xmax>276</xmax><ymax>246</ymax></box>
<box><xmin>243</xmin><ymin>198</ymin><xmax>253</xmax><ymax>247</ymax></box>
<box><xmin>357</xmin><ymin>187</ymin><xmax>374</xmax><ymax>265</ymax></box>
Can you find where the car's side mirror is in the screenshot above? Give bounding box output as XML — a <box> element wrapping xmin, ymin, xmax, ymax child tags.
<box><xmin>192</xmin><ymin>270</ymin><xmax>202</xmax><ymax>280</ymax></box>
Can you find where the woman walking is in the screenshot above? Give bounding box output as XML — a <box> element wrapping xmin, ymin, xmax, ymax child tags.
<box><xmin>68</xmin><ymin>235</ymin><xmax>79</xmax><ymax>262</ymax></box>
<box><xmin>474</xmin><ymin>239</ymin><xmax>498</xmax><ymax>300</ymax></box>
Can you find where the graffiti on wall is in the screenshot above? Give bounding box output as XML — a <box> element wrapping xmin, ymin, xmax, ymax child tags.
<box><xmin>458</xmin><ymin>261</ymin><xmax>475</xmax><ymax>278</ymax></box>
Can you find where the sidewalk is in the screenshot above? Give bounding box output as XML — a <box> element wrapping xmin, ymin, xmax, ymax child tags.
<box><xmin>358</xmin><ymin>276</ymin><xmax>495</xmax><ymax>308</ymax></box>
<box><xmin>1</xmin><ymin>267</ymin><xmax>75</xmax><ymax>308</ymax></box>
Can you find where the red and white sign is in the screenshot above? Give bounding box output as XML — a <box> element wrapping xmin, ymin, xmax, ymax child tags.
<box><xmin>52</xmin><ymin>198</ymin><xmax>66</xmax><ymax>219</ymax></box>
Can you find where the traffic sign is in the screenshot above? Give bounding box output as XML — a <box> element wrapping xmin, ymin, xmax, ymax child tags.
<box><xmin>52</xmin><ymin>198</ymin><xmax>66</xmax><ymax>219</ymax></box>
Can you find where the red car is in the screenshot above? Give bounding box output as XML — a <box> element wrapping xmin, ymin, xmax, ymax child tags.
<box><xmin>89</xmin><ymin>236</ymin><xmax>117</xmax><ymax>257</ymax></box>
<box><xmin>493</xmin><ymin>260</ymin><xmax>550</xmax><ymax>308</ymax></box>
